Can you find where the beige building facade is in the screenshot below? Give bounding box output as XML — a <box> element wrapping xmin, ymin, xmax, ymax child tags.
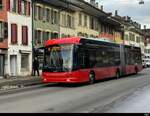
<box><xmin>60</xmin><ymin>11</ymin><xmax>76</xmax><ymax>38</ymax></box>
<box><xmin>75</xmin><ymin>11</ymin><xmax>100</xmax><ymax>38</ymax></box>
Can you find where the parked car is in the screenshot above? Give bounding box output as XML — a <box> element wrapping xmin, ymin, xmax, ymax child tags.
<box><xmin>145</xmin><ymin>60</ymin><xmax>150</xmax><ymax>68</ymax></box>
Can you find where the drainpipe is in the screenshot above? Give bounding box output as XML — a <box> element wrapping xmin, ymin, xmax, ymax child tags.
<box><xmin>31</xmin><ymin>0</ymin><xmax>34</xmax><ymax>75</ymax></box>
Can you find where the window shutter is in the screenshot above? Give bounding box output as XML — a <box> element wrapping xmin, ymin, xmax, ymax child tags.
<box><xmin>28</xmin><ymin>2</ymin><xmax>30</xmax><ymax>16</ymax></box>
<box><xmin>11</xmin><ymin>24</ymin><xmax>17</xmax><ymax>44</ymax></box>
<box><xmin>18</xmin><ymin>0</ymin><xmax>21</xmax><ymax>14</ymax></box>
<box><xmin>26</xmin><ymin>27</ymin><xmax>29</xmax><ymax>45</ymax></box>
<box><xmin>34</xmin><ymin>5</ymin><xmax>37</xmax><ymax>20</ymax></box>
<box><xmin>7</xmin><ymin>0</ymin><xmax>10</xmax><ymax>11</ymax></box>
<box><xmin>22</xmin><ymin>26</ymin><xmax>28</xmax><ymax>45</ymax></box>
<box><xmin>26</xmin><ymin>26</ymin><xmax>28</xmax><ymax>45</ymax></box>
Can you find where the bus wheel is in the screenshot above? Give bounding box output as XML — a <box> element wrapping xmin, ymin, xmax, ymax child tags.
<box><xmin>89</xmin><ymin>72</ymin><xmax>95</xmax><ymax>84</ymax></box>
<box><xmin>116</xmin><ymin>70</ymin><xmax>120</xmax><ymax>79</ymax></box>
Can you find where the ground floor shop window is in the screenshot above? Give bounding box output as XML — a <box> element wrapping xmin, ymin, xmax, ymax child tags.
<box><xmin>21</xmin><ymin>54</ymin><xmax>29</xmax><ymax>70</ymax></box>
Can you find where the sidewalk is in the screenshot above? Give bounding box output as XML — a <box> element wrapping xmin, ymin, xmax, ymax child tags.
<box><xmin>0</xmin><ymin>76</ymin><xmax>42</xmax><ymax>88</ymax></box>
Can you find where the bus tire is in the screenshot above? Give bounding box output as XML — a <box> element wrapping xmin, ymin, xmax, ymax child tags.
<box><xmin>89</xmin><ymin>72</ymin><xmax>95</xmax><ymax>84</ymax></box>
<box><xmin>116</xmin><ymin>70</ymin><xmax>120</xmax><ymax>79</ymax></box>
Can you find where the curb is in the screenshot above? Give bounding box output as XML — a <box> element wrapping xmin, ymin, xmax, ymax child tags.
<box><xmin>0</xmin><ymin>77</ymin><xmax>43</xmax><ymax>94</ymax></box>
<box><xmin>0</xmin><ymin>77</ymin><xmax>42</xmax><ymax>87</ymax></box>
<box><xmin>0</xmin><ymin>83</ymin><xmax>51</xmax><ymax>96</ymax></box>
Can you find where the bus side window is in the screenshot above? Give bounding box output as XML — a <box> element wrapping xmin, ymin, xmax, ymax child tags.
<box><xmin>114</xmin><ymin>51</ymin><xmax>121</xmax><ymax>66</ymax></box>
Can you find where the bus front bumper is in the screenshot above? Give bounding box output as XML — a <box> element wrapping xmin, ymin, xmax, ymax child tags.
<box><xmin>42</xmin><ymin>72</ymin><xmax>88</xmax><ymax>83</ymax></box>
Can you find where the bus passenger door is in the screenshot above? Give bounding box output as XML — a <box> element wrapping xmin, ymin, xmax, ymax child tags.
<box><xmin>120</xmin><ymin>45</ymin><xmax>126</xmax><ymax>76</ymax></box>
<box><xmin>75</xmin><ymin>46</ymin><xmax>89</xmax><ymax>82</ymax></box>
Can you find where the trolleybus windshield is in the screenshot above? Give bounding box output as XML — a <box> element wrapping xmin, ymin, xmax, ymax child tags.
<box><xmin>43</xmin><ymin>44</ymin><xmax>74</xmax><ymax>72</ymax></box>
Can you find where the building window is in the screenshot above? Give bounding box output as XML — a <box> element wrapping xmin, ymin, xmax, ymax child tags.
<box><xmin>10</xmin><ymin>0</ymin><xmax>18</xmax><ymax>13</ymax></box>
<box><xmin>34</xmin><ymin>5</ymin><xmax>38</xmax><ymax>20</ymax></box>
<box><xmin>84</xmin><ymin>15</ymin><xmax>87</xmax><ymax>27</ymax></box>
<box><xmin>125</xmin><ymin>34</ymin><xmax>129</xmax><ymax>40</ymax></box>
<box><xmin>90</xmin><ymin>16</ymin><xmax>94</xmax><ymax>30</ymax></box>
<box><xmin>0</xmin><ymin>22</ymin><xmax>4</xmax><ymax>41</ymax></box>
<box><xmin>53</xmin><ymin>10</ymin><xmax>58</xmax><ymax>24</ymax></box>
<box><xmin>45</xmin><ymin>8</ymin><xmax>50</xmax><ymax>22</ymax></box>
<box><xmin>35</xmin><ymin>30</ymin><xmax>42</xmax><ymax>45</ymax></box>
<box><xmin>129</xmin><ymin>33</ymin><xmax>135</xmax><ymax>41</ymax></box>
<box><xmin>11</xmin><ymin>24</ymin><xmax>18</xmax><ymax>44</ymax></box>
<box><xmin>21</xmin><ymin>0</ymin><xmax>27</xmax><ymax>15</ymax></box>
<box><xmin>144</xmin><ymin>49</ymin><xmax>147</xmax><ymax>53</ymax></box>
<box><xmin>37</xmin><ymin>6</ymin><xmax>43</xmax><ymax>20</ymax></box>
<box><xmin>27</xmin><ymin>2</ymin><xmax>30</xmax><ymax>16</ymax></box>
<box><xmin>3</xmin><ymin>22</ymin><xmax>8</xmax><ymax>39</ymax></box>
<box><xmin>51</xmin><ymin>32</ymin><xmax>58</xmax><ymax>39</ymax></box>
<box><xmin>149</xmin><ymin>49</ymin><xmax>150</xmax><ymax>54</ymax></box>
<box><xmin>44</xmin><ymin>31</ymin><xmax>50</xmax><ymax>41</ymax></box>
<box><xmin>71</xmin><ymin>17</ymin><xmax>75</xmax><ymax>28</ymax></box>
<box><xmin>21</xmin><ymin>54</ymin><xmax>29</xmax><ymax>70</ymax></box>
<box><xmin>43</xmin><ymin>31</ymin><xmax>50</xmax><ymax>44</ymax></box>
<box><xmin>39</xmin><ymin>6</ymin><xmax>43</xmax><ymax>20</ymax></box>
<box><xmin>60</xmin><ymin>13</ymin><xmax>63</xmax><ymax>26</ymax></box>
<box><xmin>61</xmin><ymin>13</ymin><xmax>67</xmax><ymax>27</ymax></box>
<box><xmin>136</xmin><ymin>36</ymin><xmax>140</xmax><ymax>43</ymax></box>
<box><xmin>22</xmin><ymin>26</ymin><xmax>28</xmax><ymax>45</ymax></box>
<box><xmin>95</xmin><ymin>19</ymin><xmax>98</xmax><ymax>31</ymax></box>
<box><xmin>67</xmin><ymin>15</ymin><xmax>71</xmax><ymax>28</ymax></box>
<box><xmin>79</xmin><ymin>13</ymin><xmax>82</xmax><ymax>26</ymax></box>
<box><xmin>141</xmin><ymin>36</ymin><xmax>144</xmax><ymax>43</ymax></box>
<box><xmin>90</xmin><ymin>17</ymin><xmax>98</xmax><ymax>31</ymax></box>
<box><xmin>0</xmin><ymin>0</ymin><xmax>3</xmax><ymax>10</ymax></box>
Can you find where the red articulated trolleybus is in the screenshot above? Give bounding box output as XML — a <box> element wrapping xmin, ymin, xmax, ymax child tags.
<box><xmin>42</xmin><ymin>37</ymin><xmax>143</xmax><ymax>84</ymax></box>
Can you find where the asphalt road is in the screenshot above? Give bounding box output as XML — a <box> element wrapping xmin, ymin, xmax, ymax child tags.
<box><xmin>0</xmin><ymin>69</ymin><xmax>150</xmax><ymax>113</ymax></box>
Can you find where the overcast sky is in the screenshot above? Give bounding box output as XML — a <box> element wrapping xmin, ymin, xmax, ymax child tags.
<box><xmin>96</xmin><ymin>0</ymin><xmax>150</xmax><ymax>29</ymax></box>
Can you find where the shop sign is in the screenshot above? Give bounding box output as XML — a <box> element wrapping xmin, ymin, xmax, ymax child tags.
<box><xmin>99</xmin><ymin>33</ymin><xmax>115</xmax><ymax>41</ymax></box>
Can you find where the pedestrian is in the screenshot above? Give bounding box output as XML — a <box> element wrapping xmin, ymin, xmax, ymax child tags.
<box><xmin>33</xmin><ymin>57</ymin><xmax>40</xmax><ymax>76</ymax></box>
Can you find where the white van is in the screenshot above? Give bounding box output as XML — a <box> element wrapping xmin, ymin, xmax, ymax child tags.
<box><xmin>145</xmin><ymin>60</ymin><xmax>150</xmax><ymax>67</ymax></box>
<box><xmin>143</xmin><ymin>55</ymin><xmax>150</xmax><ymax>68</ymax></box>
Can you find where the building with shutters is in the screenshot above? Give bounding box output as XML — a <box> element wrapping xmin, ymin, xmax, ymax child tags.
<box><xmin>0</xmin><ymin>0</ymin><xmax>32</xmax><ymax>78</ymax></box>
<box><xmin>0</xmin><ymin>0</ymin><xmax>8</xmax><ymax>78</ymax></box>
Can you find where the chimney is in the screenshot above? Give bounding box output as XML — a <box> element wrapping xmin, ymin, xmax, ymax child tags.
<box><xmin>100</xmin><ymin>5</ymin><xmax>103</xmax><ymax>11</ymax></box>
<box><xmin>90</xmin><ymin>0</ymin><xmax>95</xmax><ymax>5</ymax></box>
<box><xmin>115</xmin><ymin>10</ymin><xmax>118</xmax><ymax>16</ymax></box>
<box><xmin>127</xmin><ymin>16</ymin><xmax>131</xmax><ymax>22</ymax></box>
<box><xmin>139</xmin><ymin>24</ymin><xmax>141</xmax><ymax>29</ymax></box>
<box><xmin>144</xmin><ymin>25</ymin><xmax>146</xmax><ymax>29</ymax></box>
<box><xmin>95</xmin><ymin>2</ymin><xmax>99</xmax><ymax>8</ymax></box>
